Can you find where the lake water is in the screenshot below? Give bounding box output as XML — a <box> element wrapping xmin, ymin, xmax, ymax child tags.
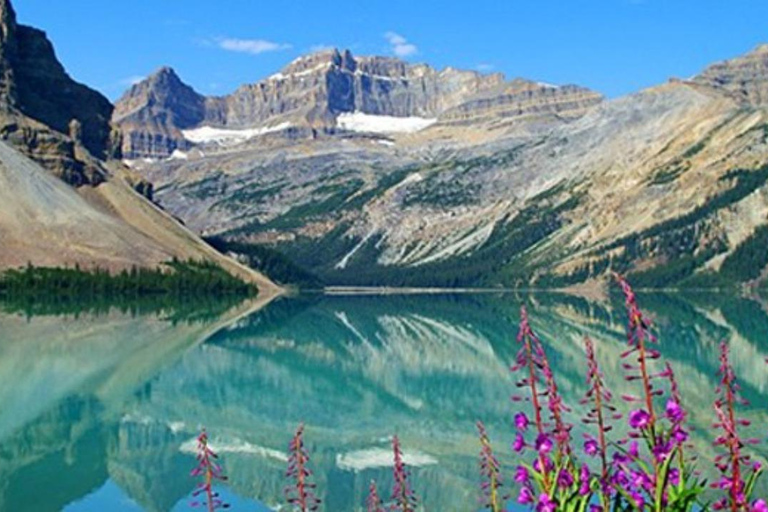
<box><xmin>1</xmin><ymin>292</ymin><xmax>767</xmax><ymax>511</ymax></box>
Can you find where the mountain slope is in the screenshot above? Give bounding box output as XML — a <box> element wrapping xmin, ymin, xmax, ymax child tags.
<box><xmin>0</xmin><ymin>138</ymin><xmax>277</xmax><ymax>292</ymax></box>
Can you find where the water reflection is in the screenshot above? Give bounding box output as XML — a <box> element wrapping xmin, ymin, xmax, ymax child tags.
<box><xmin>0</xmin><ymin>292</ymin><xmax>766</xmax><ymax>511</ymax></box>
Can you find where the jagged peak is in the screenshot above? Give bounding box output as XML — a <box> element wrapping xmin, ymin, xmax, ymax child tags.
<box><xmin>0</xmin><ymin>0</ymin><xmax>16</xmax><ymax>24</ymax></box>
<box><xmin>0</xmin><ymin>0</ymin><xmax>17</xmax><ymax>49</ymax></box>
<box><xmin>144</xmin><ymin>66</ymin><xmax>185</xmax><ymax>85</ymax></box>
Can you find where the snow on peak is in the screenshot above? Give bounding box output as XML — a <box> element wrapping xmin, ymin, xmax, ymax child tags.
<box><xmin>182</xmin><ymin>122</ymin><xmax>291</xmax><ymax>145</ymax></box>
<box><xmin>337</xmin><ymin>112</ymin><xmax>437</xmax><ymax>134</ymax></box>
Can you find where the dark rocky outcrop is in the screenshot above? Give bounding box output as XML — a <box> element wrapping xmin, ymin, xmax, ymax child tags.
<box><xmin>0</xmin><ymin>0</ymin><xmax>115</xmax><ymax>185</ymax></box>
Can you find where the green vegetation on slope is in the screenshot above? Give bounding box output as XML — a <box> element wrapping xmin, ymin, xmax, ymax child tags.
<box><xmin>0</xmin><ymin>259</ymin><xmax>255</xmax><ymax>300</ymax></box>
<box><xmin>205</xmin><ymin>236</ymin><xmax>323</xmax><ymax>289</ymax></box>
<box><xmin>719</xmin><ymin>225</ymin><xmax>768</xmax><ymax>282</ymax></box>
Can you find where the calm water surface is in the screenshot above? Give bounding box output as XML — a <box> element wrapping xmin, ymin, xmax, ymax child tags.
<box><xmin>0</xmin><ymin>292</ymin><xmax>767</xmax><ymax>511</ymax></box>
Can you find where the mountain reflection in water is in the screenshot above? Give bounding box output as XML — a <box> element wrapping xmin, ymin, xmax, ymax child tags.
<box><xmin>0</xmin><ymin>292</ymin><xmax>766</xmax><ymax>511</ymax></box>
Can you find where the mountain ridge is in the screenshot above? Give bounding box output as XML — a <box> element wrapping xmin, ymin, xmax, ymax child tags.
<box><xmin>113</xmin><ymin>48</ymin><xmax>604</xmax><ymax>159</ymax></box>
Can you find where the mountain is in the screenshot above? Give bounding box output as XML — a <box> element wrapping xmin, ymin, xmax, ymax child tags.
<box><xmin>113</xmin><ymin>49</ymin><xmax>602</xmax><ymax>159</ymax></box>
<box><xmin>0</xmin><ymin>0</ymin><xmax>278</xmax><ymax>293</ymax></box>
<box><xmin>116</xmin><ymin>46</ymin><xmax>768</xmax><ymax>289</ymax></box>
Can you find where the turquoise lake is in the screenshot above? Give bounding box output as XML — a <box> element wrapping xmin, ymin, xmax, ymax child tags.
<box><xmin>0</xmin><ymin>292</ymin><xmax>766</xmax><ymax>511</ymax></box>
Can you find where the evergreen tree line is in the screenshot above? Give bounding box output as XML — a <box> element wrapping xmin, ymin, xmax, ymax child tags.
<box><xmin>0</xmin><ymin>259</ymin><xmax>256</xmax><ymax>300</ymax></box>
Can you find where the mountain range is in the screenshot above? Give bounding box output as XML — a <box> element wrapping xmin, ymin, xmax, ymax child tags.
<box><xmin>1</xmin><ymin>0</ymin><xmax>768</xmax><ymax>290</ymax></box>
<box><xmin>112</xmin><ymin>44</ymin><xmax>768</xmax><ymax>289</ymax></box>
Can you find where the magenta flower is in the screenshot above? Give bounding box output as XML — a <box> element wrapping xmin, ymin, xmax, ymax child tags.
<box><xmin>366</xmin><ymin>480</ymin><xmax>384</xmax><ymax>512</ymax></box>
<box><xmin>665</xmin><ymin>400</ymin><xmax>684</xmax><ymax>423</ymax></box>
<box><xmin>615</xmin><ymin>274</ymin><xmax>659</xmax><ymax>428</ymax></box>
<box><xmin>628</xmin><ymin>409</ymin><xmax>651</xmax><ymax>430</ymax></box>
<box><xmin>536</xmin><ymin>493</ymin><xmax>557</xmax><ymax>512</ymax></box>
<box><xmin>557</xmin><ymin>469</ymin><xmax>574</xmax><ymax>489</ymax></box>
<box><xmin>517</xmin><ymin>487</ymin><xmax>535</xmax><ymax>504</ymax></box>
<box><xmin>514</xmin><ymin>412</ymin><xmax>530</xmax><ymax>431</ymax></box>
<box><xmin>190</xmin><ymin>429</ymin><xmax>229</xmax><ymax>512</ymax></box>
<box><xmin>752</xmin><ymin>499</ymin><xmax>768</xmax><ymax>512</ymax></box>
<box><xmin>514</xmin><ymin>466</ymin><xmax>530</xmax><ymax>484</ymax></box>
<box><xmin>477</xmin><ymin>421</ymin><xmax>506</xmax><ymax>512</ymax></box>
<box><xmin>711</xmin><ymin>341</ymin><xmax>761</xmax><ymax>511</ymax></box>
<box><xmin>584</xmin><ymin>438</ymin><xmax>599</xmax><ymax>457</ymax></box>
<box><xmin>512</xmin><ymin>433</ymin><xmax>526</xmax><ymax>453</ymax></box>
<box><xmin>579</xmin><ymin>465</ymin><xmax>591</xmax><ymax>496</ymax></box>
<box><xmin>285</xmin><ymin>424</ymin><xmax>320</xmax><ymax>512</ymax></box>
<box><xmin>390</xmin><ymin>436</ymin><xmax>418</xmax><ymax>512</ymax></box>
<box><xmin>535</xmin><ymin>433</ymin><xmax>553</xmax><ymax>455</ymax></box>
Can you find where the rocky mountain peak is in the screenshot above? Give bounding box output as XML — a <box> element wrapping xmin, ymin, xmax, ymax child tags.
<box><xmin>147</xmin><ymin>66</ymin><xmax>183</xmax><ymax>85</ymax></box>
<box><xmin>0</xmin><ymin>0</ymin><xmax>114</xmax><ymax>183</ymax></box>
<box><xmin>112</xmin><ymin>65</ymin><xmax>206</xmax><ymax>158</ymax></box>
<box><xmin>0</xmin><ymin>0</ymin><xmax>16</xmax><ymax>29</ymax></box>
<box><xmin>693</xmin><ymin>43</ymin><xmax>768</xmax><ymax>106</ymax></box>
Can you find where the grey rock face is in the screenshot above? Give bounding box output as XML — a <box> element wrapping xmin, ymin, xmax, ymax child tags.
<box><xmin>114</xmin><ymin>49</ymin><xmax>602</xmax><ymax>158</ymax></box>
<box><xmin>112</xmin><ymin>67</ymin><xmax>206</xmax><ymax>158</ymax></box>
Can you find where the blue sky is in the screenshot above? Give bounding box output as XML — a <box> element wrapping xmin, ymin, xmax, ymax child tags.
<box><xmin>13</xmin><ymin>0</ymin><xmax>768</xmax><ymax>101</ymax></box>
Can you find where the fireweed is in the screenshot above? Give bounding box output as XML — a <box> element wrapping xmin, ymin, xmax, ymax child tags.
<box><xmin>190</xmin><ymin>429</ymin><xmax>230</xmax><ymax>511</ymax></box>
<box><xmin>390</xmin><ymin>435</ymin><xmax>419</xmax><ymax>512</ymax></box>
<box><xmin>184</xmin><ymin>279</ymin><xmax>768</xmax><ymax>511</ymax></box>
<box><xmin>711</xmin><ymin>341</ymin><xmax>764</xmax><ymax>512</ymax></box>
<box><xmin>506</xmin><ymin>277</ymin><xmax>766</xmax><ymax>512</ymax></box>
<box><xmin>610</xmin><ymin>274</ymin><xmax>708</xmax><ymax>511</ymax></box>
<box><xmin>477</xmin><ymin>421</ymin><xmax>506</xmax><ymax>512</ymax></box>
<box><xmin>366</xmin><ymin>480</ymin><xmax>385</xmax><ymax>512</ymax></box>
<box><xmin>285</xmin><ymin>423</ymin><xmax>321</xmax><ymax>512</ymax></box>
<box><xmin>581</xmin><ymin>336</ymin><xmax>621</xmax><ymax>508</ymax></box>
<box><xmin>510</xmin><ymin>306</ymin><xmax>592</xmax><ymax>511</ymax></box>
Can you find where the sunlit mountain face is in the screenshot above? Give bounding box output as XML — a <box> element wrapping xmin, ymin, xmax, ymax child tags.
<box><xmin>0</xmin><ymin>292</ymin><xmax>766</xmax><ymax>511</ymax></box>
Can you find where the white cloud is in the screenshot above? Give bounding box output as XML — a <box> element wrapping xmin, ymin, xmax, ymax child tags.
<box><xmin>216</xmin><ymin>37</ymin><xmax>291</xmax><ymax>55</ymax></box>
<box><xmin>384</xmin><ymin>32</ymin><xmax>418</xmax><ymax>57</ymax></box>
<box><xmin>476</xmin><ymin>63</ymin><xmax>495</xmax><ymax>72</ymax></box>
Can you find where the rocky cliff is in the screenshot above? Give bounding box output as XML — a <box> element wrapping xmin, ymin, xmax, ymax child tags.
<box><xmin>114</xmin><ymin>49</ymin><xmax>603</xmax><ymax>158</ymax></box>
<box><xmin>0</xmin><ymin>0</ymin><xmax>115</xmax><ymax>184</ymax></box>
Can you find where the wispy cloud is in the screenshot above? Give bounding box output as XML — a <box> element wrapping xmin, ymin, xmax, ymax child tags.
<box><xmin>384</xmin><ymin>32</ymin><xmax>418</xmax><ymax>57</ymax></box>
<box><xmin>476</xmin><ymin>63</ymin><xmax>495</xmax><ymax>72</ymax></box>
<box><xmin>215</xmin><ymin>37</ymin><xmax>291</xmax><ymax>55</ymax></box>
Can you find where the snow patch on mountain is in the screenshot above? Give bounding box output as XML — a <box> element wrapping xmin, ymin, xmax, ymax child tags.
<box><xmin>337</xmin><ymin>112</ymin><xmax>436</xmax><ymax>134</ymax></box>
<box><xmin>182</xmin><ymin>122</ymin><xmax>291</xmax><ymax>145</ymax></box>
